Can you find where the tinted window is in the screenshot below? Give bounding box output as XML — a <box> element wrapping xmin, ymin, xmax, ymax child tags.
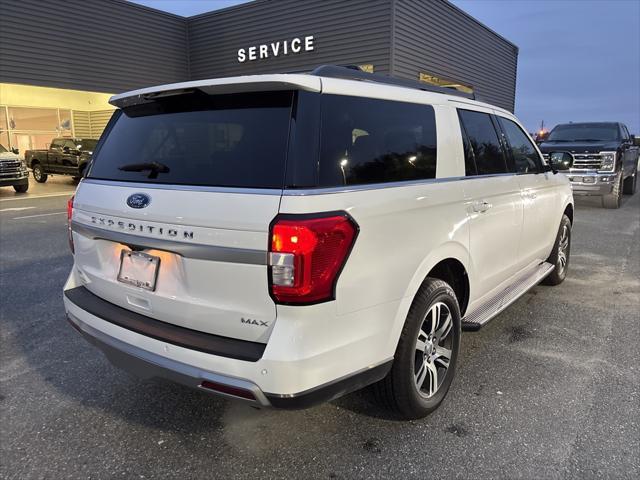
<box><xmin>50</xmin><ymin>139</ymin><xmax>63</xmax><ymax>149</ymax></box>
<box><xmin>547</xmin><ymin>123</ymin><xmax>620</xmax><ymax>142</ymax></box>
<box><xmin>318</xmin><ymin>95</ymin><xmax>437</xmax><ymax>187</ymax></box>
<box><xmin>460</xmin><ymin>121</ymin><xmax>477</xmax><ymax>176</ymax></box>
<box><xmin>498</xmin><ymin>117</ymin><xmax>542</xmax><ymax>174</ymax></box>
<box><xmin>458</xmin><ymin>110</ymin><xmax>508</xmax><ymax>175</ymax></box>
<box><xmin>88</xmin><ymin>91</ymin><xmax>293</xmax><ymax>188</ymax></box>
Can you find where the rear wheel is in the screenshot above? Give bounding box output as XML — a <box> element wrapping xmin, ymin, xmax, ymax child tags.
<box><xmin>543</xmin><ymin>214</ymin><xmax>571</xmax><ymax>286</ymax></box>
<box><xmin>13</xmin><ymin>183</ymin><xmax>28</xmax><ymax>193</ymax></box>
<box><xmin>623</xmin><ymin>167</ymin><xmax>637</xmax><ymax>195</ymax></box>
<box><xmin>32</xmin><ymin>164</ymin><xmax>48</xmax><ymax>183</ymax></box>
<box><xmin>371</xmin><ymin>278</ymin><xmax>461</xmax><ymax>419</ymax></box>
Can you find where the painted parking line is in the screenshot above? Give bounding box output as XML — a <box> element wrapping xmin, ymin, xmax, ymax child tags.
<box><xmin>0</xmin><ymin>207</ymin><xmax>35</xmax><ymax>213</ymax></box>
<box><xmin>0</xmin><ymin>192</ymin><xmax>74</xmax><ymax>202</ymax></box>
<box><xmin>12</xmin><ymin>212</ymin><xmax>66</xmax><ymax>220</ymax></box>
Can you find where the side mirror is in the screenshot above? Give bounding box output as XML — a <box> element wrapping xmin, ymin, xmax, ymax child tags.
<box><xmin>11</xmin><ymin>148</ymin><xmax>19</xmax><ymax>155</ymax></box>
<box><xmin>62</xmin><ymin>146</ymin><xmax>71</xmax><ymax>153</ymax></box>
<box><xmin>630</xmin><ymin>134</ymin><xmax>637</xmax><ymax>145</ymax></box>
<box><xmin>548</xmin><ymin>151</ymin><xmax>573</xmax><ymax>171</ymax></box>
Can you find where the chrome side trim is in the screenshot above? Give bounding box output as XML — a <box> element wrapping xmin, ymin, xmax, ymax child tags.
<box><xmin>66</xmin><ymin>311</ymin><xmax>270</xmax><ymax>406</ymax></box>
<box><xmin>462</xmin><ymin>262</ymin><xmax>555</xmax><ymax>331</ymax></box>
<box><xmin>282</xmin><ymin>173</ymin><xmax>517</xmax><ymax>196</ymax></box>
<box><xmin>82</xmin><ymin>178</ymin><xmax>283</xmax><ymax>196</ymax></box>
<box><xmin>71</xmin><ymin>220</ymin><xmax>267</xmax><ymax>265</ymax></box>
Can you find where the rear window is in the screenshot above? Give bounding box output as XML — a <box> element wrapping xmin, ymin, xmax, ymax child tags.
<box><xmin>317</xmin><ymin>95</ymin><xmax>437</xmax><ymax>187</ymax></box>
<box><xmin>88</xmin><ymin>91</ymin><xmax>293</xmax><ymax>188</ymax></box>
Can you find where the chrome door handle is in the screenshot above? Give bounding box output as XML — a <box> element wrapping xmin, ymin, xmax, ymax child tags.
<box><xmin>472</xmin><ymin>200</ymin><xmax>492</xmax><ymax>213</ymax></box>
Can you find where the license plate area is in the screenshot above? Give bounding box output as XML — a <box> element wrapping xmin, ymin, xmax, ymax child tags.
<box><xmin>117</xmin><ymin>250</ymin><xmax>160</xmax><ymax>291</ymax></box>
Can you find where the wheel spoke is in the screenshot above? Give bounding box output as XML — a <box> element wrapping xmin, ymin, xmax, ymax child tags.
<box><xmin>415</xmin><ymin>338</ymin><xmax>427</xmax><ymax>353</ymax></box>
<box><xmin>415</xmin><ymin>361</ymin><xmax>427</xmax><ymax>390</ymax></box>
<box><xmin>429</xmin><ymin>303</ymin><xmax>441</xmax><ymax>335</ymax></box>
<box><xmin>426</xmin><ymin>362</ymin><xmax>438</xmax><ymax>397</ymax></box>
<box><xmin>434</xmin><ymin>347</ymin><xmax>452</xmax><ymax>368</ymax></box>
<box><xmin>435</xmin><ymin>312</ymin><xmax>452</xmax><ymax>340</ymax></box>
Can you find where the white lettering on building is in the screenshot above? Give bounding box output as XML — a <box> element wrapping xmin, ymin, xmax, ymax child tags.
<box><xmin>238</xmin><ymin>35</ymin><xmax>314</xmax><ymax>63</ymax></box>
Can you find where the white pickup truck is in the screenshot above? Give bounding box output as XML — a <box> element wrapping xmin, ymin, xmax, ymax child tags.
<box><xmin>63</xmin><ymin>66</ymin><xmax>574</xmax><ymax>419</ymax></box>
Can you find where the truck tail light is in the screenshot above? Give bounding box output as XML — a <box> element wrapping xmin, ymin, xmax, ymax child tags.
<box><xmin>269</xmin><ymin>212</ymin><xmax>358</xmax><ymax>304</ymax></box>
<box><xmin>67</xmin><ymin>195</ymin><xmax>75</xmax><ymax>254</ymax></box>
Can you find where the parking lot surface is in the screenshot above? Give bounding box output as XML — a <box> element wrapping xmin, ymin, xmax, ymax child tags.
<box><xmin>1</xmin><ymin>189</ymin><xmax>638</xmax><ymax>479</ymax></box>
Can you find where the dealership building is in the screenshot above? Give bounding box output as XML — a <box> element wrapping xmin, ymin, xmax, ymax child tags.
<box><xmin>0</xmin><ymin>0</ymin><xmax>518</xmax><ymax>153</ymax></box>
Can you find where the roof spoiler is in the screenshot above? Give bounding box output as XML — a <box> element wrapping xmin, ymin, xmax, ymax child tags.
<box><xmin>311</xmin><ymin>65</ymin><xmax>475</xmax><ymax>100</ymax></box>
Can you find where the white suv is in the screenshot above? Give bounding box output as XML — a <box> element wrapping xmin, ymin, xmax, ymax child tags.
<box><xmin>63</xmin><ymin>66</ymin><xmax>574</xmax><ymax>419</ymax></box>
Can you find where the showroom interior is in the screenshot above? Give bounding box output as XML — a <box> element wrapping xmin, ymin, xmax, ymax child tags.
<box><xmin>0</xmin><ymin>0</ymin><xmax>518</xmax><ymax>155</ymax></box>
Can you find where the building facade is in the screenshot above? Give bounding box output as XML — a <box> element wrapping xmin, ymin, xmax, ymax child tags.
<box><xmin>0</xmin><ymin>0</ymin><xmax>518</xmax><ymax>152</ymax></box>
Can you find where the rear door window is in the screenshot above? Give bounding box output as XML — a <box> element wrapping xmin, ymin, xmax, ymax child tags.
<box><xmin>88</xmin><ymin>91</ymin><xmax>293</xmax><ymax>188</ymax></box>
<box><xmin>498</xmin><ymin>117</ymin><xmax>542</xmax><ymax>174</ymax></box>
<box><xmin>457</xmin><ymin>109</ymin><xmax>508</xmax><ymax>175</ymax></box>
<box><xmin>318</xmin><ymin>95</ymin><xmax>437</xmax><ymax>187</ymax></box>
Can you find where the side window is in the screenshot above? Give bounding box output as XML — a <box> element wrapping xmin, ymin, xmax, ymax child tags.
<box><xmin>318</xmin><ymin>95</ymin><xmax>437</xmax><ymax>187</ymax></box>
<box><xmin>498</xmin><ymin>117</ymin><xmax>542</xmax><ymax>174</ymax></box>
<box><xmin>457</xmin><ymin>109</ymin><xmax>508</xmax><ymax>175</ymax></box>
<box><xmin>50</xmin><ymin>139</ymin><xmax>63</xmax><ymax>150</ymax></box>
<box><xmin>459</xmin><ymin>121</ymin><xmax>478</xmax><ymax>176</ymax></box>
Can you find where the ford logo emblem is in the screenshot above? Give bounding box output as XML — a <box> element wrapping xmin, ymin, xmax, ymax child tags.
<box><xmin>126</xmin><ymin>193</ymin><xmax>151</xmax><ymax>209</ymax></box>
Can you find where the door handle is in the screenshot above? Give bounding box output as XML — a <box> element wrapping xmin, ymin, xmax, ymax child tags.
<box><xmin>472</xmin><ymin>200</ymin><xmax>492</xmax><ymax>213</ymax></box>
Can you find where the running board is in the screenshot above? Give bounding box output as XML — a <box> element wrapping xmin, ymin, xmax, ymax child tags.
<box><xmin>462</xmin><ymin>262</ymin><xmax>555</xmax><ymax>331</ymax></box>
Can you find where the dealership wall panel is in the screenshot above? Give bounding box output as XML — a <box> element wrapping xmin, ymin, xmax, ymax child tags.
<box><xmin>393</xmin><ymin>0</ymin><xmax>518</xmax><ymax>111</ymax></box>
<box><xmin>188</xmin><ymin>0</ymin><xmax>393</xmax><ymax>78</ymax></box>
<box><xmin>0</xmin><ymin>0</ymin><xmax>189</xmax><ymax>93</ymax></box>
<box><xmin>0</xmin><ymin>0</ymin><xmax>518</xmax><ymax>111</ymax></box>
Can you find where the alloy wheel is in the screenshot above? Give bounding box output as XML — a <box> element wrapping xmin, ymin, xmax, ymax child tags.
<box><xmin>414</xmin><ymin>302</ymin><xmax>453</xmax><ymax>398</ymax></box>
<box><xmin>557</xmin><ymin>224</ymin><xmax>570</xmax><ymax>275</ymax></box>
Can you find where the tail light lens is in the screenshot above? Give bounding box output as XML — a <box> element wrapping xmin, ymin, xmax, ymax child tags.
<box><xmin>67</xmin><ymin>195</ymin><xmax>75</xmax><ymax>254</ymax></box>
<box><xmin>269</xmin><ymin>212</ymin><xmax>358</xmax><ymax>304</ymax></box>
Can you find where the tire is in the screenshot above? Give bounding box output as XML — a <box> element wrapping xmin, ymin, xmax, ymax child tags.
<box><xmin>32</xmin><ymin>163</ymin><xmax>48</xmax><ymax>183</ymax></box>
<box><xmin>602</xmin><ymin>173</ymin><xmax>623</xmax><ymax>209</ymax></box>
<box><xmin>371</xmin><ymin>278</ymin><xmax>461</xmax><ymax>419</ymax></box>
<box><xmin>623</xmin><ymin>167</ymin><xmax>637</xmax><ymax>195</ymax></box>
<box><xmin>542</xmin><ymin>214</ymin><xmax>571</xmax><ymax>286</ymax></box>
<box><xmin>13</xmin><ymin>183</ymin><xmax>28</xmax><ymax>193</ymax></box>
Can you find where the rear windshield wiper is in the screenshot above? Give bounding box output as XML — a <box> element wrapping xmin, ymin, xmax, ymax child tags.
<box><xmin>571</xmin><ymin>139</ymin><xmax>604</xmax><ymax>142</ymax></box>
<box><xmin>118</xmin><ymin>161</ymin><xmax>170</xmax><ymax>179</ymax></box>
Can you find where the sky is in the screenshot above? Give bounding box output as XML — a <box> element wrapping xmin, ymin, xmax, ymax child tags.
<box><xmin>131</xmin><ymin>0</ymin><xmax>640</xmax><ymax>134</ymax></box>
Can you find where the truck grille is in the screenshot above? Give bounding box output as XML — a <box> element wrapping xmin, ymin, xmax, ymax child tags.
<box><xmin>571</xmin><ymin>153</ymin><xmax>602</xmax><ymax>170</ymax></box>
<box><xmin>0</xmin><ymin>160</ymin><xmax>24</xmax><ymax>177</ymax></box>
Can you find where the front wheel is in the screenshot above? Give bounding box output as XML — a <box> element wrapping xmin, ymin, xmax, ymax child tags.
<box><xmin>543</xmin><ymin>214</ymin><xmax>571</xmax><ymax>286</ymax></box>
<box><xmin>371</xmin><ymin>278</ymin><xmax>461</xmax><ymax>419</ymax></box>
<box><xmin>13</xmin><ymin>183</ymin><xmax>28</xmax><ymax>193</ymax></box>
<box><xmin>32</xmin><ymin>164</ymin><xmax>48</xmax><ymax>183</ymax></box>
<box><xmin>623</xmin><ymin>168</ymin><xmax>637</xmax><ymax>195</ymax></box>
<box><xmin>602</xmin><ymin>174</ymin><xmax>623</xmax><ymax>208</ymax></box>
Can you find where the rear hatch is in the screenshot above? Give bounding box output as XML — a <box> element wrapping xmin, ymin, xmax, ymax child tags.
<box><xmin>71</xmin><ymin>80</ymin><xmax>318</xmax><ymax>344</ymax></box>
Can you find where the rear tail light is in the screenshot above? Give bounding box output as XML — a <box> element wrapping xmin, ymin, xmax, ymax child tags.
<box><xmin>269</xmin><ymin>212</ymin><xmax>358</xmax><ymax>304</ymax></box>
<box><xmin>67</xmin><ymin>195</ymin><xmax>74</xmax><ymax>254</ymax></box>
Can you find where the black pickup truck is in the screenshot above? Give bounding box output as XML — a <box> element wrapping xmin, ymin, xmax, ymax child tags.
<box><xmin>25</xmin><ymin>138</ymin><xmax>97</xmax><ymax>183</ymax></box>
<box><xmin>538</xmin><ymin>122</ymin><xmax>639</xmax><ymax>208</ymax></box>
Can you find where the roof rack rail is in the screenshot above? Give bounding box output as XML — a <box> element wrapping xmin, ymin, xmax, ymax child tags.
<box><xmin>310</xmin><ymin>65</ymin><xmax>475</xmax><ymax>100</ymax></box>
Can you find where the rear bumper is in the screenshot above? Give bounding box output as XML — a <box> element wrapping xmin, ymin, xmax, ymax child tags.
<box><xmin>565</xmin><ymin>172</ymin><xmax>617</xmax><ymax>196</ymax></box>
<box><xmin>63</xmin><ymin>283</ymin><xmax>393</xmax><ymax>408</ymax></box>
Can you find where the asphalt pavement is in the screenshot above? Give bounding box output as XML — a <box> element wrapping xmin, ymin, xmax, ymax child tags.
<box><xmin>1</xmin><ymin>186</ymin><xmax>638</xmax><ymax>479</ymax></box>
